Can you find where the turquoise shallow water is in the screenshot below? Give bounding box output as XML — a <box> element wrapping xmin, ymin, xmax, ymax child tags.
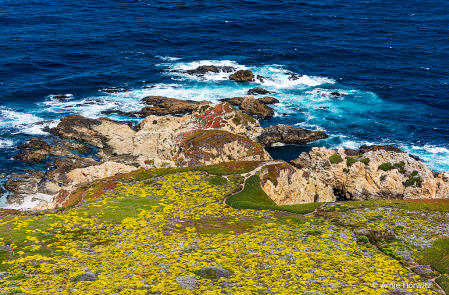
<box><xmin>0</xmin><ymin>0</ymin><xmax>448</xmax><ymax>182</ymax></box>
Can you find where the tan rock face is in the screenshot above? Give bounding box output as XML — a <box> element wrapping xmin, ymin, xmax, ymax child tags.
<box><xmin>290</xmin><ymin>147</ymin><xmax>449</xmax><ymax>201</ymax></box>
<box><xmin>260</xmin><ymin>162</ymin><xmax>335</xmax><ymax>205</ymax></box>
<box><xmin>66</xmin><ymin>161</ymin><xmax>138</xmax><ymax>185</ymax></box>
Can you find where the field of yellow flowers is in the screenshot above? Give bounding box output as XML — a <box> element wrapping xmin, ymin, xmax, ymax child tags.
<box><xmin>0</xmin><ymin>163</ymin><xmax>448</xmax><ymax>294</ymax></box>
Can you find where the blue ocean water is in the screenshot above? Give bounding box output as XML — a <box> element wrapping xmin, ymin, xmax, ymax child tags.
<box><xmin>1</xmin><ymin>0</ymin><xmax>449</xmax><ymax>178</ymax></box>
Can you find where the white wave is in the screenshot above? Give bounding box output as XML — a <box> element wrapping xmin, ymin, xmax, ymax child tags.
<box><xmin>48</xmin><ymin>94</ymin><xmax>73</xmax><ymax>102</ymax></box>
<box><xmin>0</xmin><ymin>108</ymin><xmax>43</xmax><ymax>129</ymax></box>
<box><xmin>403</xmin><ymin>144</ymin><xmax>449</xmax><ymax>172</ymax></box>
<box><xmin>17</xmin><ymin>120</ymin><xmax>60</xmax><ymax>135</ymax></box>
<box><xmin>156</xmin><ymin>55</ymin><xmax>181</xmax><ymax>61</ymax></box>
<box><xmin>0</xmin><ymin>139</ymin><xmax>14</xmax><ymax>148</ymax></box>
<box><xmin>166</xmin><ymin>60</ymin><xmax>248</xmax><ymax>82</ymax></box>
<box><xmin>294</xmin><ymin>122</ymin><xmax>327</xmax><ymax>132</ymax></box>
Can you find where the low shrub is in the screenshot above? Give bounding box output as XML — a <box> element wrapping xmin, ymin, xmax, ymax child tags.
<box><xmin>329</xmin><ymin>154</ymin><xmax>343</xmax><ymax>164</ymax></box>
<box><xmin>346</xmin><ymin>157</ymin><xmax>357</xmax><ymax>166</ymax></box>
<box><xmin>359</xmin><ymin>158</ymin><xmax>370</xmax><ymax>165</ymax></box>
<box><xmin>378</xmin><ymin>162</ymin><xmax>393</xmax><ymax>171</ymax></box>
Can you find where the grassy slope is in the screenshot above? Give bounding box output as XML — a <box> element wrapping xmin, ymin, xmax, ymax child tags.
<box><xmin>226</xmin><ymin>175</ymin><xmax>322</xmax><ymax>214</ymax></box>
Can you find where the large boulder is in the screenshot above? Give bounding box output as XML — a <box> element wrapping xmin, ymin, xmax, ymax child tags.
<box><xmin>247</xmin><ymin>87</ymin><xmax>273</xmax><ymax>95</ymax></box>
<box><xmin>290</xmin><ymin>146</ymin><xmax>449</xmax><ymax>201</ymax></box>
<box><xmin>196</xmin><ymin>266</ymin><xmax>232</xmax><ymax>280</ymax></box>
<box><xmin>229</xmin><ymin>70</ymin><xmax>254</xmax><ymax>82</ymax></box>
<box><xmin>257</xmin><ymin>124</ymin><xmax>328</xmax><ymax>146</ymax></box>
<box><xmin>239</xmin><ymin>96</ymin><xmax>274</xmax><ymax>119</ymax></box>
<box><xmin>257</xmin><ymin>96</ymin><xmax>279</xmax><ymax>105</ymax></box>
<box><xmin>260</xmin><ymin>162</ymin><xmax>335</xmax><ymax>205</ymax></box>
<box><xmin>46</xmin><ymin>158</ymin><xmax>99</xmax><ymax>185</ymax></box>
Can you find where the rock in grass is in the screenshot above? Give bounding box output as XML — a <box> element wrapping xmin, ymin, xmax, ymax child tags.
<box><xmin>410</xmin><ymin>265</ymin><xmax>440</xmax><ymax>279</ymax></box>
<box><xmin>176</xmin><ymin>275</ymin><xmax>199</xmax><ymax>290</ymax></box>
<box><xmin>76</xmin><ymin>272</ymin><xmax>99</xmax><ymax>282</ymax></box>
<box><xmin>196</xmin><ymin>266</ymin><xmax>232</xmax><ymax>280</ymax></box>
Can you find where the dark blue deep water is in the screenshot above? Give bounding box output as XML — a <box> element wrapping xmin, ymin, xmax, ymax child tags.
<box><xmin>1</xmin><ymin>0</ymin><xmax>449</xmax><ymax>179</ymax></box>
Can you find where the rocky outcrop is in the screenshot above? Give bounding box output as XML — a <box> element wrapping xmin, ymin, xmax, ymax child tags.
<box><xmin>257</xmin><ymin>96</ymin><xmax>279</xmax><ymax>105</ymax></box>
<box><xmin>239</xmin><ymin>96</ymin><xmax>274</xmax><ymax>119</ymax></box>
<box><xmin>141</xmin><ymin>96</ymin><xmax>211</xmax><ymax>116</ymax></box>
<box><xmin>5</xmin><ymin>171</ymin><xmax>44</xmax><ymax>195</ymax></box>
<box><xmin>290</xmin><ymin>146</ymin><xmax>449</xmax><ymax>201</ymax></box>
<box><xmin>257</xmin><ymin>124</ymin><xmax>328</xmax><ymax>146</ymax></box>
<box><xmin>13</xmin><ymin>137</ymin><xmax>79</xmax><ymax>163</ymax></box>
<box><xmin>247</xmin><ymin>87</ymin><xmax>274</xmax><ymax>95</ymax></box>
<box><xmin>66</xmin><ymin>161</ymin><xmax>137</xmax><ymax>185</ymax></box>
<box><xmin>260</xmin><ymin>162</ymin><xmax>335</xmax><ymax>205</ymax></box>
<box><xmin>46</xmin><ymin>158</ymin><xmax>99</xmax><ymax>185</ymax></box>
<box><xmin>229</xmin><ymin>70</ymin><xmax>254</xmax><ymax>82</ymax></box>
<box><xmin>37</xmin><ymin>181</ymin><xmax>61</xmax><ymax>195</ymax></box>
<box><xmin>186</xmin><ymin>65</ymin><xmax>235</xmax><ymax>75</ymax></box>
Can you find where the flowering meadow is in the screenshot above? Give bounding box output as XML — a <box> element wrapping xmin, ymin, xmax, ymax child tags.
<box><xmin>0</xmin><ymin>166</ymin><xmax>448</xmax><ymax>294</ymax></box>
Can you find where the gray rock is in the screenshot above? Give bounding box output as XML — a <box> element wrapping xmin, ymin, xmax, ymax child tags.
<box><xmin>5</xmin><ymin>171</ymin><xmax>44</xmax><ymax>195</ymax></box>
<box><xmin>76</xmin><ymin>271</ymin><xmax>99</xmax><ymax>282</ymax></box>
<box><xmin>258</xmin><ymin>124</ymin><xmax>328</xmax><ymax>147</ymax></box>
<box><xmin>290</xmin><ymin>152</ymin><xmax>312</xmax><ymax>169</ymax></box>
<box><xmin>176</xmin><ymin>275</ymin><xmax>199</xmax><ymax>290</ymax></box>
<box><xmin>197</xmin><ymin>266</ymin><xmax>232</xmax><ymax>280</ymax></box>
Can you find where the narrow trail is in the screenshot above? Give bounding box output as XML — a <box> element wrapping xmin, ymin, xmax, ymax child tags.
<box><xmin>222</xmin><ymin>160</ymin><xmax>283</xmax><ymax>205</ymax></box>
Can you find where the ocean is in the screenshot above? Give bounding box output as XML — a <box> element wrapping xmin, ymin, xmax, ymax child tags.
<box><xmin>1</xmin><ymin>0</ymin><xmax>448</xmax><ymax>179</ymax></box>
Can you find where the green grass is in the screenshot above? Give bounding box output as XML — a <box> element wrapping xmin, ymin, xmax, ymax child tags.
<box><xmin>226</xmin><ymin>175</ymin><xmax>321</xmax><ymax>214</ymax></box>
<box><xmin>350</xmin><ymin>199</ymin><xmax>449</xmax><ymax>212</ymax></box>
<box><xmin>359</xmin><ymin>158</ymin><xmax>370</xmax><ymax>165</ymax></box>
<box><xmin>432</xmin><ymin>255</ymin><xmax>449</xmax><ymax>274</ymax></box>
<box><xmin>415</xmin><ymin>238</ymin><xmax>449</xmax><ymax>266</ymax></box>
<box><xmin>133</xmin><ymin>161</ymin><xmax>260</xmax><ymax>181</ymax></box>
<box><xmin>346</xmin><ymin>157</ymin><xmax>358</xmax><ymax>166</ymax></box>
<box><xmin>329</xmin><ymin>154</ymin><xmax>343</xmax><ymax>164</ymax></box>
<box><xmin>378</xmin><ymin>162</ymin><xmax>393</xmax><ymax>171</ymax></box>
<box><xmin>436</xmin><ymin>274</ymin><xmax>449</xmax><ymax>294</ymax></box>
<box><xmin>208</xmin><ymin>176</ymin><xmax>228</xmax><ymax>185</ymax></box>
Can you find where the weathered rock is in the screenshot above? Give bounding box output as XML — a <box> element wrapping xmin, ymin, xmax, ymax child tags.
<box><xmin>57</xmin><ymin>140</ymin><xmax>89</xmax><ymax>153</ymax></box>
<box><xmin>257</xmin><ymin>96</ymin><xmax>279</xmax><ymax>105</ymax></box>
<box><xmin>196</xmin><ymin>266</ymin><xmax>232</xmax><ymax>279</ymax></box>
<box><xmin>18</xmin><ymin>138</ymin><xmax>51</xmax><ymax>150</ymax></box>
<box><xmin>76</xmin><ymin>272</ymin><xmax>99</xmax><ymax>282</ymax></box>
<box><xmin>186</xmin><ymin>65</ymin><xmax>235</xmax><ymax>75</ymax></box>
<box><xmin>220</xmin><ymin>97</ymin><xmax>243</xmax><ymax>106</ymax></box>
<box><xmin>37</xmin><ymin>181</ymin><xmax>61</xmax><ymax>195</ymax></box>
<box><xmin>229</xmin><ymin>70</ymin><xmax>254</xmax><ymax>82</ymax></box>
<box><xmin>260</xmin><ymin>162</ymin><xmax>335</xmax><ymax>205</ymax></box>
<box><xmin>239</xmin><ymin>96</ymin><xmax>274</xmax><ymax>119</ymax></box>
<box><xmin>5</xmin><ymin>172</ymin><xmax>44</xmax><ymax>195</ymax></box>
<box><xmin>291</xmin><ymin>146</ymin><xmax>449</xmax><ymax>201</ymax></box>
<box><xmin>176</xmin><ymin>275</ymin><xmax>199</xmax><ymax>290</ymax></box>
<box><xmin>410</xmin><ymin>265</ymin><xmax>440</xmax><ymax>279</ymax></box>
<box><xmin>50</xmin><ymin>94</ymin><xmax>72</xmax><ymax>102</ymax></box>
<box><xmin>290</xmin><ymin>152</ymin><xmax>312</xmax><ymax>169</ymax></box>
<box><xmin>46</xmin><ymin>158</ymin><xmax>99</xmax><ymax>185</ymax></box>
<box><xmin>247</xmin><ymin>87</ymin><xmax>273</xmax><ymax>95</ymax></box>
<box><xmin>66</xmin><ymin>161</ymin><xmax>138</xmax><ymax>185</ymax></box>
<box><xmin>13</xmin><ymin>149</ymin><xmax>49</xmax><ymax>163</ymax></box>
<box><xmin>287</xmin><ymin>73</ymin><xmax>303</xmax><ymax>81</ymax></box>
<box><xmin>257</xmin><ymin>124</ymin><xmax>328</xmax><ymax>146</ymax></box>
<box><xmin>141</xmin><ymin>96</ymin><xmax>211</xmax><ymax>116</ymax></box>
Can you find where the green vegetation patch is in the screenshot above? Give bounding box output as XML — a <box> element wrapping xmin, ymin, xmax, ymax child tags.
<box><xmin>226</xmin><ymin>175</ymin><xmax>321</xmax><ymax>214</ymax></box>
<box><xmin>346</xmin><ymin>157</ymin><xmax>358</xmax><ymax>166</ymax></box>
<box><xmin>416</xmin><ymin>238</ymin><xmax>449</xmax><ymax>267</ymax></box>
<box><xmin>436</xmin><ymin>274</ymin><xmax>449</xmax><ymax>294</ymax></box>
<box><xmin>329</xmin><ymin>154</ymin><xmax>343</xmax><ymax>164</ymax></box>
<box><xmin>378</xmin><ymin>162</ymin><xmax>393</xmax><ymax>171</ymax></box>
<box><xmin>208</xmin><ymin>176</ymin><xmax>228</xmax><ymax>185</ymax></box>
<box><xmin>359</xmin><ymin>158</ymin><xmax>370</xmax><ymax>165</ymax></box>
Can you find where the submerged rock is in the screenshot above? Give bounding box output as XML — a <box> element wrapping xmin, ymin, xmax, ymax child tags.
<box><xmin>229</xmin><ymin>70</ymin><xmax>254</xmax><ymax>82</ymax></box>
<box><xmin>257</xmin><ymin>124</ymin><xmax>328</xmax><ymax>146</ymax></box>
<box><xmin>101</xmin><ymin>87</ymin><xmax>128</xmax><ymax>93</ymax></box>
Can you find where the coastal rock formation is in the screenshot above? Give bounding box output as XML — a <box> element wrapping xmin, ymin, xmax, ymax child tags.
<box><xmin>46</xmin><ymin>157</ymin><xmax>99</xmax><ymax>185</ymax></box>
<box><xmin>66</xmin><ymin>161</ymin><xmax>138</xmax><ymax>185</ymax></box>
<box><xmin>52</xmin><ymin>103</ymin><xmax>267</xmax><ymax>171</ymax></box>
<box><xmin>257</xmin><ymin>124</ymin><xmax>329</xmax><ymax>146</ymax></box>
<box><xmin>141</xmin><ymin>96</ymin><xmax>211</xmax><ymax>116</ymax></box>
<box><xmin>5</xmin><ymin>171</ymin><xmax>44</xmax><ymax>195</ymax></box>
<box><xmin>257</xmin><ymin>96</ymin><xmax>279</xmax><ymax>105</ymax></box>
<box><xmin>186</xmin><ymin>65</ymin><xmax>235</xmax><ymax>75</ymax></box>
<box><xmin>247</xmin><ymin>87</ymin><xmax>274</xmax><ymax>95</ymax></box>
<box><xmin>260</xmin><ymin>162</ymin><xmax>335</xmax><ymax>205</ymax></box>
<box><xmin>238</xmin><ymin>96</ymin><xmax>274</xmax><ymax>119</ymax></box>
<box><xmin>13</xmin><ymin>137</ymin><xmax>78</xmax><ymax>163</ymax></box>
<box><xmin>229</xmin><ymin>70</ymin><xmax>254</xmax><ymax>82</ymax></box>
<box><xmin>290</xmin><ymin>146</ymin><xmax>449</xmax><ymax>201</ymax></box>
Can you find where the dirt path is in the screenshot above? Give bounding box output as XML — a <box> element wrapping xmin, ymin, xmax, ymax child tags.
<box><xmin>222</xmin><ymin>160</ymin><xmax>283</xmax><ymax>205</ymax></box>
